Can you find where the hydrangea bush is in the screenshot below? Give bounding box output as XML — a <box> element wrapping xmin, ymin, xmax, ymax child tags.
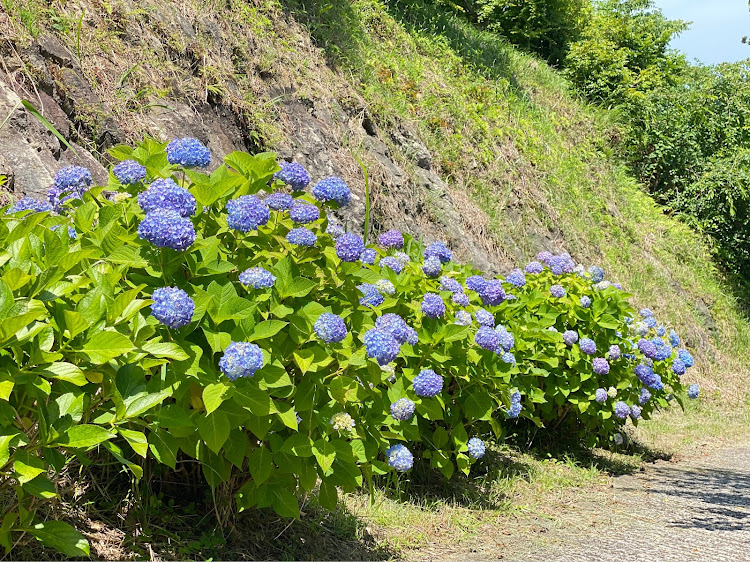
<box><xmin>0</xmin><ymin>138</ymin><xmax>699</xmax><ymax>556</ymax></box>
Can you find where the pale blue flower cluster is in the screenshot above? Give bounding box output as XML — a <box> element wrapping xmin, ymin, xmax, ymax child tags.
<box><xmin>151</xmin><ymin>287</ymin><xmax>195</xmax><ymax>329</ymax></box>
<box><xmin>219</xmin><ymin>342</ymin><xmax>264</xmax><ymax>380</ymax></box>
<box><xmin>166</xmin><ymin>137</ymin><xmax>211</xmax><ymax>168</ymax></box>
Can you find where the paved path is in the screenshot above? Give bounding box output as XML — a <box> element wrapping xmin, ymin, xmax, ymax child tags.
<box><xmin>504</xmin><ymin>446</ymin><xmax>750</xmax><ymax>561</ymax></box>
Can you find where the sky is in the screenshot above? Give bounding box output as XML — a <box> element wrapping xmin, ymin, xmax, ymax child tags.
<box><xmin>655</xmin><ymin>0</ymin><xmax>750</xmax><ymax>64</ymax></box>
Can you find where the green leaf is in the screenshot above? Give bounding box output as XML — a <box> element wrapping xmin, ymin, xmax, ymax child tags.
<box><xmin>124</xmin><ymin>389</ymin><xmax>172</xmax><ymax>419</ymax></box>
<box><xmin>318</xmin><ymin>480</ymin><xmax>338</xmax><ymax>510</ymax></box>
<box><xmin>29</xmin><ymin>520</ymin><xmax>90</xmax><ymax>558</ymax></box>
<box><xmin>313</xmin><ymin>439</ymin><xmax>336</xmax><ymax>474</ymax></box>
<box><xmin>248</xmin><ymin>446</ymin><xmax>273</xmax><ymax>485</ymax></box>
<box><xmin>36</xmin><ymin>362</ymin><xmax>88</xmax><ymax>387</ymax></box>
<box><xmin>149</xmin><ymin>429</ymin><xmax>179</xmax><ymax>469</ymax></box>
<box><xmin>203</xmin><ymin>383</ymin><xmax>230</xmax><ymax>415</ymax></box>
<box><xmin>55</xmin><ymin>424</ymin><xmax>115</xmax><ymax>449</ymax></box>
<box><xmin>248</xmin><ymin>320</ymin><xmax>288</xmax><ymax>342</ymax></box>
<box><xmin>197</xmin><ymin>411</ymin><xmax>231</xmax><ymax>454</ymax></box>
<box><xmin>232</xmin><ymin>383</ymin><xmax>277</xmax><ymax>415</ymax></box>
<box><xmin>118</xmin><ymin>428</ymin><xmax>148</xmax><ymax>457</ymax></box>
<box><xmin>464</xmin><ymin>392</ymin><xmax>494</xmax><ymax>420</ymax></box>
<box><xmin>23</xmin><ymin>474</ymin><xmax>58</xmax><ymax>499</ymax></box>
<box><xmin>271</xmin><ymin>485</ymin><xmax>300</xmax><ymax>519</ymax></box>
<box><xmin>81</xmin><ymin>330</ymin><xmax>134</xmax><ymax>364</ymax></box>
<box><xmin>280</xmin><ymin>434</ymin><xmax>314</xmax><ymax>457</ymax></box>
<box><xmin>13</xmin><ymin>451</ymin><xmax>46</xmax><ymax>484</ymax></box>
<box><xmin>203</xmin><ymin>327</ymin><xmax>232</xmax><ymax>356</ymax></box>
<box><xmin>140</xmin><ymin>342</ymin><xmax>190</xmax><ymax>360</ymax></box>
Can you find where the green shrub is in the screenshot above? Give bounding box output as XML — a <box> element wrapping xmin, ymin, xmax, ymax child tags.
<box><xmin>0</xmin><ymin>138</ymin><xmax>697</xmax><ymax>556</ymax></box>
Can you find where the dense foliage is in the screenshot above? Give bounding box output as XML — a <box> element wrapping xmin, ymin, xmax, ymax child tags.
<box><xmin>0</xmin><ymin>138</ymin><xmax>697</xmax><ymax>556</ymax></box>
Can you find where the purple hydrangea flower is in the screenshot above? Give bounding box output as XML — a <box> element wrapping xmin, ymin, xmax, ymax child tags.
<box><xmin>455</xmin><ymin>310</ymin><xmax>472</xmax><ymax>325</ymax></box>
<box><xmin>412</xmin><ymin>369</ymin><xmax>443</xmax><ymax>397</ymax></box>
<box><xmin>550</xmin><ymin>285</ymin><xmax>566</xmax><ymax>298</ymax></box>
<box><xmin>6</xmin><ymin>197</ymin><xmax>52</xmax><ymax>215</ymax></box>
<box><xmin>630</xmin><ymin>405</ymin><xmax>642</xmax><ymax>419</ymax></box>
<box><xmin>639</xmin><ymin>388</ymin><xmax>651</xmax><ymax>405</ymax></box>
<box><xmin>421</xmin><ymin>293</ymin><xmax>445</xmax><ymax>318</ymax></box>
<box><xmin>638</xmin><ymin>339</ymin><xmax>658</xmax><ymax>359</ymax></box>
<box><xmin>375</xmin><ymin>313</ymin><xmax>411</xmax><ymax>344</ymax></box>
<box><xmin>138</xmin><ymin>210</ymin><xmax>196</xmax><ymax>251</ymax></box>
<box><xmin>563</xmin><ymin>330</ymin><xmax>579</xmax><ymax>346</ymax></box>
<box><xmin>360</xmin><ymin>248</ymin><xmax>377</xmax><ymax>265</ymax></box>
<box><xmin>113</xmin><ymin>160</ymin><xmax>146</xmax><ymax>185</ymax></box>
<box><xmin>525</xmin><ymin>261</ymin><xmax>544</xmax><ymax>274</ymax></box>
<box><xmin>580</xmin><ymin>296</ymin><xmax>592</xmax><ymax>308</ymax></box>
<box><xmin>495</xmin><ymin>325</ymin><xmax>514</xmax><ymax>351</ymax></box>
<box><xmin>289</xmin><ymin>202</ymin><xmax>320</xmax><ymax>224</ymax></box>
<box><xmin>440</xmin><ymin>276</ymin><xmax>463</xmax><ymax>293</ymax></box>
<box><xmin>614</xmin><ymin>401</ymin><xmax>630</xmax><ymax>420</ymax></box>
<box><xmin>479</xmin><ymin>280</ymin><xmax>506</xmax><ymax>306</ymax></box>
<box><xmin>500</xmin><ymin>351</ymin><xmax>516</xmax><ymax>365</ymax></box>
<box><xmin>226</xmin><ymin>195</ymin><xmax>271</xmax><ymax>231</ymax></box>
<box><xmin>386</xmin><ymin>444</ymin><xmax>413</xmax><ymax>471</ymax></box>
<box><xmin>286</xmin><ymin>227</ymin><xmax>317</xmax><ymax>247</ymax></box>
<box><xmin>475</xmin><ymin>308</ymin><xmax>495</xmax><ymax>327</ymax></box>
<box><xmin>336</xmin><ymin>233</ymin><xmax>365</xmax><ymax>262</ymax></box>
<box><xmin>378</xmin><ymin>229</ymin><xmax>404</xmax><ymax>249</ymax></box>
<box><xmin>326</xmin><ymin>223</ymin><xmax>346</xmax><ymax>239</ymax></box>
<box><xmin>363</xmin><ymin>329</ymin><xmax>400</xmax><ymax>365</ymax></box>
<box><xmin>404</xmin><ymin>326</ymin><xmax>419</xmax><ymax>346</ymax></box>
<box><xmin>166</xmin><ymin>138</ymin><xmax>211</xmax><ymax>168</ymax></box>
<box><xmin>475</xmin><ymin>326</ymin><xmax>500</xmax><ymax>352</ymax></box>
<box><xmin>537</xmin><ymin>251</ymin><xmax>553</xmax><ymax>263</ymax></box>
<box><xmin>506</xmin><ymin>268</ymin><xmax>526</xmax><ymax>287</ymax></box>
<box><xmin>687</xmin><ymin>384</ymin><xmax>699</xmax><ymax>399</ymax></box>
<box><xmin>423</xmin><ymin>242</ymin><xmax>452</xmax><ymax>263</ymax></box>
<box><xmin>609</xmin><ymin>345</ymin><xmax>621</xmax><ymax>360</ymax></box>
<box><xmin>380</xmin><ymin>256</ymin><xmax>404</xmax><ymax>274</ymax></box>
<box><xmin>265</xmin><ymin>191</ymin><xmax>294</xmax><ymax>210</ymax></box>
<box><xmin>358</xmin><ymin>283</ymin><xmax>384</xmax><ymax>307</ymax></box>
<box><xmin>219</xmin><ymin>342</ymin><xmax>264</xmax><ymax>380</ymax></box>
<box><xmin>422</xmin><ymin>256</ymin><xmax>442</xmax><ymax>277</ymax></box>
<box><xmin>579</xmin><ymin>338</ymin><xmax>597</xmax><ymax>355</ymax></box>
<box><xmin>239</xmin><ymin>267</ymin><xmax>276</xmax><ymax>289</ymax></box>
<box><xmin>393</xmin><ymin>251</ymin><xmax>411</xmax><ymax>265</ymax></box>
<box><xmin>452</xmin><ymin>292</ymin><xmax>470</xmax><ymax>306</ymax></box>
<box><xmin>312</xmin><ymin>176</ymin><xmax>351</xmax><ymax>207</ymax></box>
<box><xmin>151</xmin><ymin>287</ymin><xmax>194</xmax><ymax>329</ymax></box>
<box><xmin>390</xmin><ymin>398</ymin><xmax>416</xmax><ymax>421</ymax></box>
<box><xmin>138</xmin><ymin>178</ymin><xmax>196</xmax><ymax>217</ymax></box>
<box><xmin>672</xmin><ymin>359</ymin><xmax>686</xmax><ymax>375</ymax></box>
<box><xmin>314</xmin><ymin>313</ymin><xmax>348</xmax><ymax>343</ymax></box>
<box><xmin>274</xmin><ymin>162</ymin><xmax>310</xmax><ymax>190</ymax></box>
<box><xmin>592</xmin><ymin>358</ymin><xmax>610</xmax><ymax>375</ymax></box>
<box><xmin>467</xmin><ymin>437</ymin><xmax>486</xmax><ymax>459</ymax></box>
<box><xmin>466</xmin><ymin>275</ymin><xmax>487</xmax><ymax>292</ymax></box>
<box><xmin>595</xmin><ymin>388</ymin><xmax>607</xmax><ymax>403</ymax></box>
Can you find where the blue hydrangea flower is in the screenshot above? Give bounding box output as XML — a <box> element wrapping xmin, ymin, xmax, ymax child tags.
<box><xmin>404</xmin><ymin>326</ymin><xmax>419</xmax><ymax>346</ymax></box>
<box><xmin>422</xmin><ymin>256</ymin><xmax>442</xmax><ymax>278</ymax></box>
<box><xmin>138</xmin><ymin>210</ymin><xmax>196</xmax><ymax>251</ymax></box>
<box><xmin>455</xmin><ymin>310</ymin><xmax>472</xmax><ymax>325</ymax></box>
<box><xmin>595</xmin><ymin>388</ymin><xmax>607</xmax><ymax>403</ymax></box>
<box><xmin>507</xmin><ymin>401</ymin><xmax>522</xmax><ymax>417</ymax></box>
<box><xmin>669</xmin><ymin>330</ymin><xmax>680</xmax><ymax>348</ymax></box>
<box><xmin>151</xmin><ymin>287</ymin><xmax>194</xmax><ymax>329</ymax></box>
<box><xmin>630</xmin><ymin>405</ymin><xmax>642</xmax><ymax>420</ymax></box>
<box><xmin>467</xmin><ymin>437</ymin><xmax>486</xmax><ymax>459</ymax></box>
<box><xmin>511</xmin><ymin>391</ymin><xmax>521</xmax><ymax>404</ymax></box>
<box><xmin>592</xmin><ymin>357</ymin><xmax>610</xmax><ymax>375</ymax></box>
<box><xmin>239</xmin><ymin>267</ymin><xmax>276</xmax><ymax>289</ymax></box>
<box><xmin>393</xmin><ymin>251</ymin><xmax>411</xmax><ymax>265</ymax></box>
<box><xmin>358</xmin><ymin>283</ymin><xmax>384</xmax><ymax>307</ymax></box>
<box><xmin>412</xmin><ymin>369</ymin><xmax>443</xmax><ymax>397</ymax></box>
<box><xmin>548</xmin><ymin>255</ymin><xmax>566</xmax><ymax>275</ymax></box>
<box><xmin>580</xmin><ymin>296</ymin><xmax>592</xmax><ymax>308</ymax></box>
<box><xmin>375</xmin><ymin>279</ymin><xmax>395</xmax><ymax>295</ymax></box>
<box><xmin>289</xmin><ymin>202</ymin><xmax>320</xmax><ymax>224</ymax></box>
<box><xmin>335</xmin><ymin>233</ymin><xmax>365</xmax><ymax>262</ymax></box>
<box><xmin>265</xmin><ymin>191</ymin><xmax>294</xmax><ymax>210</ymax></box>
<box><xmin>687</xmin><ymin>384</ymin><xmax>699</xmax><ymax>399</ymax></box>
<box><xmin>6</xmin><ymin>197</ymin><xmax>52</xmax><ymax>215</ymax></box>
<box><xmin>274</xmin><ymin>162</ymin><xmax>310</xmax><ymax>190</ymax></box>
<box><xmin>613</xmin><ymin>283</ymin><xmax>623</xmax><ymax>290</ymax></box>
<box><xmin>638</xmin><ymin>339</ymin><xmax>658</xmax><ymax>359</ymax></box>
<box><xmin>678</xmin><ymin>349</ymin><xmax>694</xmax><ymax>368</ymax></box>
<box><xmin>639</xmin><ymin>388</ymin><xmax>651</xmax><ymax>405</ymax></box>
<box><xmin>379</xmin><ymin>229</ymin><xmax>404</xmax><ymax>249</ymax></box>
<box><xmin>656</xmin><ymin>325</ymin><xmax>666</xmax><ymax>337</ymax></box>
<box><xmin>227</xmin><ymin>195</ymin><xmax>271</xmax><ymax>231</ymax></box>
<box><xmin>550</xmin><ymin>285</ymin><xmax>566</xmax><ymax>298</ymax></box>
<box><xmin>537</xmin><ymin>251</ymin><xmax>553</xmax><ymax>263</ymax></box>
<box><xmin>609</xmin><ymin>345</ymin><xmax>621</xmax><ymax>360</ymax></box>
<box><xmin>475</xmin><ymin>326</ymin><xmax>500</xmax><ymax>352</ymax></box>
<box><xmin>588</xmin><ymin>266</ymin><xmax>605</xmax><ymax>283</ymax></box>
<box><xmin>644</xmin><ymin>316</ymin><xmax>658</xmax><ymax>329</ymax></box>
<box><xmin>312</xmin><ymin>176</ymin><xmax>351</xmax><ymax>206</ymax></box>
<box><xmin>639</xmin><ymin>308</ymin><xmax>654</xmax><ymax>318</ymax></box>
<box><xmin>563</xmin><ymin>330</ymin><xmax>579</xmax><ymax>346</ymax></box>
<box><xmin>219</xmin><ymin>342</ymin><xmax>264</xmax><ymax>380</ymax></box>
<box><xmin>360</xmin><ymin>248</ymin><xmax>377</xmax><ymax>265</ymax></box>
<box><xmin>440</xmin><ymin>276</ymin><xmax>463</xmax><ymax>293</ymax></box>
<box><xmin>286</xmin><ymin>227</ymin><xmax>317</xmax><ymax>247</ymax></box>
<box><xmin>113</xmin><ymin>160</ymin><xmax>147</xmax><ymax>185</ymax></box>
<box><xmin>423</xmin><ymin>241</ymin><xmax>452</xmax><ymax>263</ymax></box>
<box><xmin>376</xmin><ymin>313</ymin><xmax>411</xmax><ymax>344</ymax></box>
<box><xmin>466</xmin><ymin>275</ymin><xmax>487</xmax><ymax>292</ymax></box>
<box><xmin>505</xmin><ymin>268</ymin><xmax>526</xmax><ymax>288</ymax></box>
<box><xmin>314</xmin><ymin>313</ymin><xmax>348</xmax><ymax>343</ymax></box>
<box><xmin>49</xmin><ymin>166</ymin><xmax>92</xmax><ymax>210</ymax></box>
<box><xmin>654</xmin><ymin>344</ymin><xmax>672</xmax><ymax>362</ymax></box>
<box><xmin>363</xmin><ymin>329</ymin><xmax>400</xmax><ymax>365</ymax></box>
<box><xmin>614</xmin><ymin>401</ymin><xmax>630</xmax><ymax>420</ymax></box>
<box><xmin>525</xmin><ymin>261</ymin><xmax>544</xmax><ymax>274</ymax></box>
<box><xmin>386</xmin><ymin>444</ymin><xmax>414</xmax><ymax>472</ymax></box>
<box><xmin>452</xmin><ymin>292</ymin><xmax>470</xmax><ymax>306</ymax></box>
<box><xmin>166</xmin><ymin>137</ymin><xmax>211</xmax><ymax>168</ymax></box>
<box><xmin>67</xmin><ymin>226</ymin><xmax>77</xmax><ymax>239</ymax></box>
<box><xmin>421</xmin><ymin>293</ymin><xmax>445</xmax><ymax>318</ymax></box>
<box><xmin>500</xmin><ymin>351</ymin><xmax>516</xmax><ymax>365</ymax></box>
<box><xmin>479</xmin><ymin>279</ymin><xmax>505</xmax><ymax>306</ymax></box>
<box><xmin>579</xmin><ymin>338</ymin><xmax>596</xmax><ymax>355</ymax></box>
<box><xmin>138</xmin><ymin>178</ymin><xmax>196</xmax><ymax>217</ymax></box>
<box><xmin>495</xmin><ymin>325</ymin><xmax>514</xmax><ymax>351</ymax></box>
<box><xmin>380</xmin><ymin>256</ymin><xmax>404</xmax><ymax>274</ymax></box>
<box><xmin>475</xmin><ymin>308</ymin><xmax>494</xmax><ymax>327</ymax></box>
<box><xmin>672</xmin><ymin>359</ymin><xmax>686</xmax><ymax>375</ymax></box>
<box><xmin>390</xmin><ymin>398</ymin><xmax>416</xmax><ymax>421</ymax></box>
<box><xmin>326</xmin><ymin>223</ymin><xmax>346</xmax><ymax>239</ymax></box>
